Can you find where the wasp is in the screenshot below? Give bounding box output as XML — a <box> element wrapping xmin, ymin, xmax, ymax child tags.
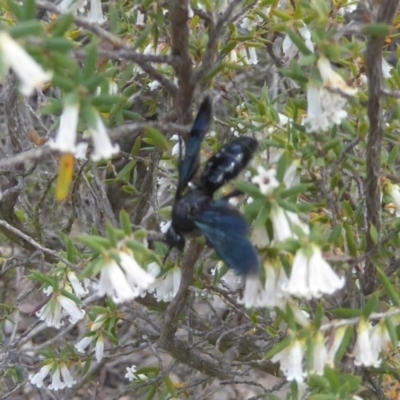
<box><xmin>165</xmin><ymin>97</ymin><xmax>259</xmax><ymax>276</ymax></box>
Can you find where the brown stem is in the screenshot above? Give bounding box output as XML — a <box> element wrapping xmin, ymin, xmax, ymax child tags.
<box><xmin>364</xmin><ymin>0</ymin><xmax>400</xmax><ymax>295</ymax></box>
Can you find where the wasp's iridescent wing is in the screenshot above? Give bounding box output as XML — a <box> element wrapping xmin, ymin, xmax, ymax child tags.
<box><xmin>201</xmin><ymin>137</ymin><xmax>258</xmax><ymax>195</ymax></box>
<box><xmin>194</xmin><ymin>202</ymin><xmax>259</xmax><ymax>276</ymax></box>
<box><xmin>177</xmin><ymin>97</ymin><xmax>212</xmax><ymax>198</ymax></box>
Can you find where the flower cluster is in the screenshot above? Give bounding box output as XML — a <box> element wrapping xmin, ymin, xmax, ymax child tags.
<box><xmin>271</xmin><ymin>327</ymin><xmax>346</xmax><ymax>383</ymax></box>
<box><xmin>304</xmin><ymin>56</ymin><xmax>357</xmax><ymax>133</ymax></box>
<box><xmin>49</xmin><ymin>100</ymin><xmax>120</xmax><ymax>162</ymax></box>
<box><xmin>145</xmin><ymin>263</ymin><xmax>182</xmax><ymax>302</ymax></box>
<box><xmin>282</xmin><ymin>23</ymin><xmax>314</xmax><ymax>61</ymax></box>
<box><xmin>354</xmin><ymin>319</ymin><xmax>391</xmax><ymax>367</ymax></box>
<box><xmin>59</xmin><ymin>0</ymin><xmax>106</xmax><ymax>24</ymax></box>
<box><xmin>96</xmin><ymin>245</ymin><xmax>155</xmax><ymax>304</ymax></box>
<box><xmin>75</xmin><ymin>315</ymin><xmax>106</xmax><ymax>362</ymax></box>
<box><xmin>245</xmin><ymin>163</ymin><xmax>345</xmax><ymax>306</ymax></box>
<box><xmin>29</xmin><ymin>362</ymin><xmax>76</xmax><ymax>391</ymax></box>
<box><xmin>36</xmin><ymin>271</ymin><xmax>87</xmax><ymax>329</ymax></box>
<box><xmin>0</xmin><ymin>32</ymin><xmax>52</xmax><ymax>96</ymax></box>
<box><xmin>125</xmin><ymin>365</ymin><xmax>147</xmax><ymax>381</ymax></box>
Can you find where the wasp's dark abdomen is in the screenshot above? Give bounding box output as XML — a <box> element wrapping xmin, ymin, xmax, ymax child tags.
<box><xmin>201</xmin><ymin>137</ymin><xmax>258</xmax><ymax>195</ymax></box>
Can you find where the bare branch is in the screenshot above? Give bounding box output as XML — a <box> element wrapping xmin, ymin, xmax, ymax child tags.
<box><xmin>363</xmin><ymin>0</ymin><xmax>400</xmax><ymax>295</ymax></box>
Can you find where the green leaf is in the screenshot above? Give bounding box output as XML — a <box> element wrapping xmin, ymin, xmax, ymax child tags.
<box><xmin>265</xmin><ymin>335</ymin><xmax>292</xmax><ymax>359</ymax></box>
<box><xmin>144</xmin><ymin>385</ymin><xmax>157</xmax><ymax>400</ymax></box>
<box><xmin>83</xmin><ymin>44</ymin><xmax>98</xmax><ymax>81</ymax></box>
<box><xmin>365</xmin><ymin>23</ymin><xmax>390</xmax><ymax>37</ymax></box>
<box><xmin>270</xmin><ymin>9</ymin><xmax>293</xmax><ymax>21</ymax></box>
<box><xmin>120</xmin><ymin>210</ymin><xmax>132</xmax><ymax>236</ymax></box>
<box><xmin>388</xmin><ymin>145</ymin><xmax>399</xmax><ymax>166</ymax></box>
<box><xmin>328</xmin><ymin>224</ymin><xmax>342</xmax><ymax>244</ymax></box>
<box><xmin>276</xmin><ymin>153</ymin><xmax>288</xmax><ymax>182</ymax></box>
<box><xmin>105</xmin><ymin>221</ymin><xmax>118</xmax><ymax>248</ymax></box>
<box><xmin>334</xmin><ymin>326</ymin><xmax>353</xmax><ymax>363</ymax></box>
<box><xmin>235</xmin><ymin>181</ymin><xmax>263</xmax><ymax>198</ymax></box>
<box><xmin>60</xmin><ymin>288</ymin><xmax>81</xmax><ymax>304</ymax></box>
<box><xmin>133</xmin><ymin>25</ymin><xmax>152</xmax><ymax>50</ymax></box>
<box><xmin>163</xmin><ymin>376</ymin><xmax>177</xmax><ymax>396</ymax></box>
<box><xmin>50</xmin><ymin>13</ymin><xmax>75</xmax><ymax>37</ymax></box>
<box><xmin>43</xmin><ymin>37</ymin><xmax>75</xmax><ymax>52</ymax></box>
<box><xmin>322</xmin><ymin>138</ymin><xmax>341</xmax><ymax>153</ymax></box>
<box><xmin>23</xmin><ymin>0</ymin><xmax>36</xmax><ymax>20</ymax></box>
<box><xmin>143</xmin><ymin>127</ymin><xmax>168</xmax><ymax>149</ymax></box>
<box><xmin>66</xmin><ymin>238</ymin><xmax>76</xmax><ymax>263</ymax></box>
<box><xmin>77</xmin><ymin>235</ymin><xmax>110</xmax><ymax>253</ymax></box>
<box><xmin>92</xmin><ymin>95</ymin><xmax>125</xmax><ymax>107</ymax></box>
<box><xmin>330</xmin><ymin>308</ymin><xmax>361</xmax><ymax>318</ymax></box>
<box><xmin>29</xmin><ymin>271</ymin><xmax>56</xmax><ymax>287</ymax></box>
<box><xmin>377</xmin><ymin>267</ymin><xmax>400</xmax><ymax>307</ymax></box>
<box><xmin>362</xmin><ymin>293</ymin><xmax>379</xmax><ymax>319</ymax></box>
<box><xmin>9</xmin><ymin>20</ymin><xmax>43</xmax><ymax>38</ymax></box>
<box><xmin>287</xmin><ymin>29</ymin><xmax>312</xmax><ymax>56</ymax></box>
<box><xmin>344</xmin><ymin>224</ymin><xmax>358</xmax><ymax>256</ymax></box>
<box><xmin>369</xmin><ymin>224</ymin><xmax>379</xmax><ymax>245</ymax></box>
<box><xmin>385</xmin><ymin>317</ymin><xmax>398</xmax><ymax>346</ymax></box>
<box><xmin>6</xmin><ymin>0</ymin><xmax>23</xmax><ymax>20</ymax></box>
<box><xmin>280</xmin><ymin>184</ymin><xmax>311</xmax><ymax>200</ymax></box>
<box><xmin>81</xmin><ymin>356</ymin><xmax>92</xmax><ymax>376</ymax></box>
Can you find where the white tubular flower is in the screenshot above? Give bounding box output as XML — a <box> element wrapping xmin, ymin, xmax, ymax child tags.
<box><xmin>0</xmin><ymin>32</ymin><xmax>52</xmax><ymax>96</ymax></box>
<box><xmin>59</xmin><ymin>0</ymin><xmax>86</xmax><ymax>13</ymax></box>
<box><xmin>91</xmin><ymin>314</ymin><xmax>106</xmax><ymax>331</ymax></box>
<box><xmin>125</xmin><ymin>365</ymin><xmax>147</xmax><ymax>381</ymax></box>
<box><xmin>283</xmin><ymin>162</ymin><xmax>300</xmax><ymax>188</ymax></box>
<box><xmin>271</xmin><ymin>339</ymin><xmax>306</xmax><ymax>383</ymax></box>
<box><xmin>239</xmin><ymin>262</ymin><xmax>288</xmax><ymax>308</ymax></box>
<box><xmin>48</xmin><ymin>366</ymin><xmax>64</xmax><ymax>391</ymax></box>
<box><xmin>310</xmin><ymin>332</ymin><xmax>328</xmax><ymax>375</ymax></box>
<box><xmin>252</xmin><ymin>166</ymin><xmax>280</xmax><ymax>195</ymax></box>
<box><xmin>304</xmin><ymin>57</ymin><xmax>357</xmax><ymax>133</ymax></box>
<box><xmin>75</xmin><ymin>336</ymin><xmax>93</xmax><ymax>353</ymax></box>
<box><xmin>29</xmin><ymin>363</ymin><xmax>52</xmax><ymax>388</ymax></box>
<box><xmin>136</xmin><ymin>11</ymin><xmax>145</xmax><ymax>26</ymax></box>
<box><xmin>97</xmin><ymin>249</ymin><xmax>154</xmax><ymax>303</ymax></box>
<box><xmin>326</xmin><ymin>326</ymin><xmax>346</xmax><ymax>366</ymax></box>
<box><xmin>67</xmin><ymin>271</ymin><xmax>89</xmax><ymax>298</ymax></box>
<box><xmin>56</xmin><ymin>293</ymin><xmax>86</xmax><ymax>324</ymax></box>
<box><xmin>382</xmin><ymin>58</ymin><xmax>392</xmax><ymax>79</ymax></box>
<box><xmin>160</xmin><ymin>220</ymin><xmax>172</xmax><ymax>234</ymax></box>
<box><xmin>251</xmin><ymin>224</ymin><xmax>270</xmax><ymax>248</ymax></box>
<box><xmin>387</xmin><ymin>183</ymin><xmax>400</xmax><ymax>217</ymax></box>
<box><xmin>283</xmin><ymin>245</ymin><xmax>345</xmax><ymax>299</ymax></box>
<box><xmin>354</xmin><ymin>319</ymin><xmax>381</xmax><ymax>367</ymax></box>
<box><xmin>36</xmin><ymin>298</ymin><xmax>63</xmax><ymax>329</ymax></box>
<box><xmin>75</xmin><ymin>130</ymin><xmax>90</xmax><ymax>160</ymax></box>
<box><xmin>147</xmin><ymin>263</ymin><xmax>182</xmax><ymax>302</ymax></box>
<box><xmin>88</xmin><ymin>112</ymin><xmax>120</xmax><ymax>161</ymax></box>
<box><xmin>148</xmin><ymin>80</ymin><xmax>161</xmax><ymax>91</ymax></box>
<box><xmin>247</xmin><ymin>47</ymin><xmax>258</xmax><ymax>65</ymax></box>
<box><xmin>87</xmin><ymin>0</ymin><xmax>106</xmax><ymax>24</ymax></box>
<box><xmin>370</xmin><ymin>322</ymin><xmax>391</xmax><ymax>361</ymax></box>
<box><xmin>303</xmin><ymin>86</ymin><xmax>330</xmax><ymax>133</ymax></box>
<box><xmin>49</xmin><ymin>101</ymin><xmax>79</xmax><ymax>154</ymax></box>
<box><xmin>59</xmin><ymin>363</ymin><xmax>76</xmax><ymax>388</ymax></box>
<box><xmin>270</xmin><ymin>205</ymin><xmax>309</xmax><ymax>243</ymax></box>
<box><xmin>317</xmin><ymin>56</ymin><xmax>357</xmax><ymax>97</ymax></box>
<box><xmin>282</xmin><ymin>24</ymin><xmax>314</xmax><ymax>61</ymax></box>
<box><xmin>95</xmin><ymin>335</ymin><xmax>104</xmax><ymax>362</ymax></box>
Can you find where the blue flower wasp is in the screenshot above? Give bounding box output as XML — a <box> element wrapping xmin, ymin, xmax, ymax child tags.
<box><xmin>164</xmin><ymin>97</ymin><xmax>259</xmax><ymax>276</ymax></box>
